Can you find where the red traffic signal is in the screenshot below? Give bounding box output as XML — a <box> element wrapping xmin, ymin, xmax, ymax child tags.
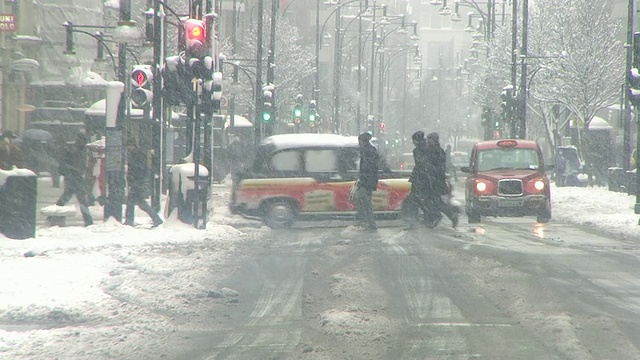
<box><xmin>184</xmin><ymin>19</ymin><xmax>206</xmax><ymax>55</ymax></box>
<box><xmin>130</xmin><ymin>66</ymin><xmax>152</xmax><ymax>87</ymax></box>
<box><xmin>130</xmin><ymin>65</ymin><xmax>153</xmax><ymax>108</ymax></box>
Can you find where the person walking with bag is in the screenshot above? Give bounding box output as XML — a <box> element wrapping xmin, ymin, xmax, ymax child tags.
<box><xmin>355</xmin><ymin>132</ymin><xmax>379</xmax><ymax>231</ymax></box>
<box><xmin>405</xmin><ymin>131</ymin><xmax>432</xmax><ymax>225</ymax></box>
<box><xmin>56</xmin><ymin>132</ymin><xmax>94</xmax><ymax>227</ymax></box>
<box><xmin>424</xmin><ymin>132</ymin><xmax>458</xmax><ymax>229</ymax></box>
<box><xmin>124</xmin><ymin>139</ymin><xmax>164</xmax><ymax>227</ymax></box>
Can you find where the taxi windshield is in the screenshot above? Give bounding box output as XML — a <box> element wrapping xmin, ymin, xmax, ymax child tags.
<box><xmin>477</xmin><ymin>147</ymin><xmax>541</xmax><ymax>172</ymax></box>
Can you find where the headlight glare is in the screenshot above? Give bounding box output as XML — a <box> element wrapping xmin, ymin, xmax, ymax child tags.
<box><xmin>476</xmin><ymin>181</ymin><xmax>487</xmax><ymax>192</ymax></box>
<box><xmin>534</xmin><ymin>180</ymin><xmax>545</xmax><ymax>191</ymax></box>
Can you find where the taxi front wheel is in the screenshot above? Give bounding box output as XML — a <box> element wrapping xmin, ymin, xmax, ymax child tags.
<box><xmin>263</xmin><ymin>201</ymin><xmax>297</xmax><ymax>229</ymax></box>
<box><xmin>536</xmin><ymin>203</ymin><xmax>552</xmax><ymax>223</ymax></box>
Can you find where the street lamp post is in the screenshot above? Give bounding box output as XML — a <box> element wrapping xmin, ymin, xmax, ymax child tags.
<box><xmin>317</xmin><ymin>0</ymin><xmax>373</xmax><ymax>130</ymax></box>
<box><xmin>332</xmin><ymin>4</ymin><xmax>342</xmax><ymax>133</ymax></box>
<box><xmin>518</xmin><ymin>0</ymin><xmax>528</xmax><ymax>139</ymax></box>
<box><xmin>105</xmin><ymin>0</ymin><xmax>135</xmax><ymax>223</ymax></box>
<box><xmin>267</xmin><ymin>0</ymin><xmax>277</xmax><ymax>135</ymax></box>
<box><xmin>151</xmin><ymin>0</ymin><xmax>165</xmax><ymax>212</ymax></box>
<box><xmin>255</xmin><ymin>0</ymin><xmax>264</xmax><ymax>145</ymax></box>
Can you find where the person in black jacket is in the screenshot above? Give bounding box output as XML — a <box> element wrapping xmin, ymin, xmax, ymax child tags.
<box><xmin>406</xmin><ymin>131</ymin><xmax>432</xmax><ymax>224</ymax></box>
<box><xmin>56</xmin><ymin>132</ymin><xmax>93</xmax><ymax>227</ymax></box>
<box><xmin>125</xmin><ymin>139</ymin><xmax>163</xmax><ymax>227</ymax></box>
<box><xmin>355</xmin><ymin>132</ymin><xmax>379</xmax><ymax>231</ymax></box>
<box><xmin>424</xmin><ymin>132</ymin><xmax>458</xmax><ymax>228</ymax></box>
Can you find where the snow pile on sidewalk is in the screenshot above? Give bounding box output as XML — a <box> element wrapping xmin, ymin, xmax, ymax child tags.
<box><xmin>0</xmin><ymin>214</ymin><xmax>270</xmax><ymax>359</ymax></box>
<box><xmin>552</xmin><ymin>184</ymin><xmax>640</xmax><ymax>239</ymax></box>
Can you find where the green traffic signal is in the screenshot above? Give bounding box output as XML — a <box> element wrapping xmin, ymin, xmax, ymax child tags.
<box><xmin>262</xmin><ymin>112</ymin><xmax>272</xmax><ymax>122</ymax></box>
<box><xmin>294</xmin><ymin>108</ymin><xmax>302</xmax><ymax>117</ymax></box>
<box><xmin>308</xmin><ymin>114</ymin><xmax>316</xmax><ymax>122</ymax></box>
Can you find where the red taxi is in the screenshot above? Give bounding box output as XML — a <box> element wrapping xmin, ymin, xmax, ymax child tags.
<box><xmin>230</xmin><ymin>134</ymin><xmax>412</xmax><ymax>228</ymax></box>
<box><xmin>461</xmin><ymin>139</ymin><xmax>553</xmax><ymax>224</ymax></box>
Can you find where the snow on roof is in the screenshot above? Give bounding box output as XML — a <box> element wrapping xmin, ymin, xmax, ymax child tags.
<box><xmin>0</xmin><ymin>168</ymin><xmax>36</xmax><ymax>187</ymax></box>
<box><xmin>588</xmin><ymin>116</ymin><xmax>613</xmax><ymax>130</ymax></box>
<box><xmin>262</xmin><ymin>133</ymin><xmax>360</xmax><ymax>150</ymax></box>
<box><xmin>224</xmin><ymin>115</ymin><xmax>253</xmax><ymax>128</ymax></box>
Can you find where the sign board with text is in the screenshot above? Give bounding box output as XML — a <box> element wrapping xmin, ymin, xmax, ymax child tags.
<box><xmin>0</xmin><ymin>14</ymin><xmax>16</xmax><ymax>32</ymax></box>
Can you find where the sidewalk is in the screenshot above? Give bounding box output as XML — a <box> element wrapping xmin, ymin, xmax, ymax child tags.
<box><xmin>35</xmin><ymin>177</ymin><xmax>235</xmax><ymax>230</ymax></box>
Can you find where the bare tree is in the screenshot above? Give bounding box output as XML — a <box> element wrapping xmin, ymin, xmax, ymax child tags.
<box><xmin>237</xmin><ymin>12</ymin><xmax>315</xmax><ymax>122</ymax></box>
<box><xmin>533</xmin><ymin>0</ymin><xmax>624</xmax><ymax>184</ymax></box>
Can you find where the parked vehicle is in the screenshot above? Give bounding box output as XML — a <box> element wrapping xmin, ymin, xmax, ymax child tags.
<box><xmin>230</xmin><ymin>134</ymin><xmax>413</xmax><ymax>228</ymax></box>
<box><xmin>461</xmin><ymin>139</ymin><xmax>554</xmax><ymax>224</ymax></box>
<box><xmin>450</xmin><ymin>150</ymin><xmax>470</xmax><ymax>172</ymax></box>
<box><xmin>555</xmin><ymin>146</ymin><xmax>587</xmax><ymax>187</ymax></box>
<box><xmin>399</xmin><ymin>152</ymin><xmax>415</xmax><ymax>171</ymax></box>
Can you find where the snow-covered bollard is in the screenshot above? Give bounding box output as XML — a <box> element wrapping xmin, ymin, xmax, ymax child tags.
<box><xmin>40</xmin><ymin>205</ymin><xmax>77</xmax><ymax>227</ymax></box>
<box><xmin>0</xmin><ymin>167</ymin><xmax>37</xmax><ymax>239</ymax></box>
<box><xmin>166</xmin><ymin>162</ymin><xmax>210</xmax><ymax>225</ymax></box>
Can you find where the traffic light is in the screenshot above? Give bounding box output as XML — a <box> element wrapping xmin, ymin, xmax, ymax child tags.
<box><xmin>500</xmin><ymin>85</ymin><xmax>515</xmax><ymax>123</ymax></box>
<box><xmin>293</xmin><ymin>94</ymin><xmax>303</xmax><ymax>124</ymax></box>
<box><xmin>366</xmin><ymin>115</ymin><xmax>375</xmax><ymax>135</ymax></box>
<box><xmin>130</xmin><ymin>65</ymin><xmax>153</xmax><ymax>109</ymax></box>
<box><xmin>183</xmin><ymin>19</ymin><xmax>206</xmax><ymax>57</ymax></box>
<box><xmin>481</xmin><ymin>107</ymin><xmax>490</xmax><ymax>126</ymax></box>
<box><xmin>63</xmin><ymin>22</ymin><xmax>75</xmax><ymax>55</ymax></box>
<box><xmin>630</xmin><ymin>32</ymin><xmax>640</xmax><ymax>107</ymax></box>
<box><xmin>203</xmin><ymin>71</ymin><xmax>223</xmax><ymax>112</ymax></box>
<box><xmin>162</xmin><ymin>55</ymin><xmax>189</xmax><ymax>106</ymax></box>
<box><xmin>308</xmin><ymin>100</ymin><xmax>317</xmax><ymax>127</ymax></box>
<box><xmin>262</xmin><ymin>88</ymin><xmax>273</xmax><ymax>122</ymax></box>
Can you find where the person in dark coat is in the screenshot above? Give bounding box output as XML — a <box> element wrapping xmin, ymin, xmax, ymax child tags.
<box><xmin>406</xmin><ymin>131</ymin><xmax>432</xmax><ymax>224</ymax></box>
<box><xmin>0</xmin><ymin>131</ymin><xmax>24</xmax><ymax>170</ymax></box>
<box><xmin>56</xmin><ymin>132</ymin><xmax>93</xmax><ymax>226</ymax></box>
<box><xmin>355</xmin><ymin>132</ymin><xmax>379</xmax><ymax>231</ymax></box>
<box><xmin>424</xmin><ymin>132</ymin><xmax>458</xmax><ymax>228</ymax></box>
<box><xmin>125</xmin><ymin>139</ymin><xmax>163</xmax><ymax>227</ymax></box>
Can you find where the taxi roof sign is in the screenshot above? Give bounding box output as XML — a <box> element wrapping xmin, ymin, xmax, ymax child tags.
<box><xmin>497</xmin><ymin>140</ymin><xmax>518</xmax><ymax>147</ymax></box>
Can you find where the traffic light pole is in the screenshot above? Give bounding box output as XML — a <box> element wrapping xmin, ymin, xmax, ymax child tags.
<box><xmin>518</xmin><ymin>0</ymin><xmax>528</xmax><ymax>139</ymax></box>
<box><xmin>151</xmin><ymin>0</ymin><xmax>164</xmax><ymax>213</ymax></box>
<box><xmin>104</xmin><ymin>0</ymin><xmax>131</xmax><ymax>223</ymax></box>
<box><xmin>255</xmin><ymin>0</ymin><xmax>264</xmax><ymax>145</ymax></box>
<box><xmin>266</xmin><ymin>0</ymin><xmax>277</xmax><ymax>136</ymax></box>
<box><xmin>624</xmin><ymin>0</ymin><xmax>635</xmax><ymax>171</ymax></box>
<box><xmin>509</xmin><ymin>0</ymin><xmax>517</xmax><ymax>139</ymax></box>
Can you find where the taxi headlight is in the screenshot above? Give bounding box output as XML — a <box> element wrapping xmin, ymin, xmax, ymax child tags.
<box><xmin>476</xmin><ymin>181</ymin><xmax>487</xmax><ymax>192</ymax></box>
<box><xmin>534</xmin><ymin>180</ymin><xmax>545</xmax><ymax>191</ymax></box>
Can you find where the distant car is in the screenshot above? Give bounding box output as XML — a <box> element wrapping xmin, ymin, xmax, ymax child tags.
<box><xmin>450</xmin><ymin>150</ymin><xmax>469</xmax><ymax>172</ymax></box>
<box><xmin>399</xmin><ymin>152</ymin><xmax>414</xmax><ymax>171</ymax></box>
<box><xmin>555</xmin><ymin>146</ymin><xmax>587</xmax><ymax>187</ymax></box>
<box><xmin>461</xmin><ymin>139</ymin><xmax>553</xmax><ymax>224</ymax></box>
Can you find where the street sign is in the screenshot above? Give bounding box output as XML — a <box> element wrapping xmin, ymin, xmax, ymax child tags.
<box><xmin>0</xmin><ymin>14</ymin><xmax>16</xmax><ymax>32</ymax></box>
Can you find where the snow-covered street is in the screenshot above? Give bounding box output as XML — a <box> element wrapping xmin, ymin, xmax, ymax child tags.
<box><xmin>2</xmin><ymin>183</ymin><xmax>640</xmax><ymax>359</ymax></box>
